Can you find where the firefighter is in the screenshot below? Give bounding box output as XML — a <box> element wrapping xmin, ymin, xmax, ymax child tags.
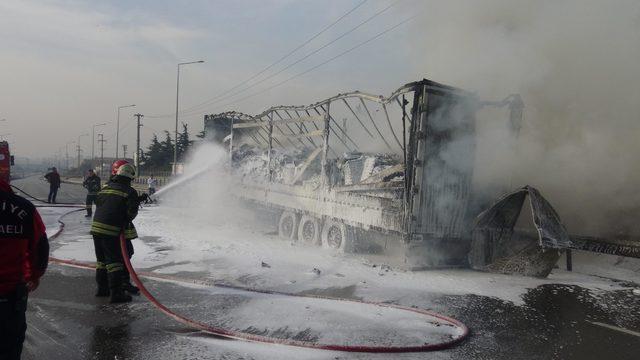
<box><xmin>108</xmin><ymin>160</ymin><xmax>145</xmax><ymax>296</ymax></box>
<box><xmin>0</xmin><ymin>178</ymin><xmax>49</xmax><ymax>359</ymax></box>
<box><xmin>90</xmin><ymin>162</ymin><xmax>147</xmax><ymax>303</ymax></box>
<box><xmin>44</xmin><ymin>167</ymin><xmax>61</xmax><ymax>204</ymax></box>
<box><xmin>82</xmin><ymin>169</ymin><xmax>101</xmax><ymax>217</ymax></box>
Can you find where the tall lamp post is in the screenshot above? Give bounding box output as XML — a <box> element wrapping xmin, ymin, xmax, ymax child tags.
<box><xmin>77</xmin><ymin>133</ymin><xmax>88</xmax><ymax>169</ymax></box>
<box><xmin>174</xmin><ymin>60</ymin><xmax>204</xmax><ymax>174</ymax></box>
<box><xmin>97</xmin><ymin>133</ymin><xmax>106</xmax><ymax>178</ymax></box>
<box><xmin>65</xmin><ymin>141</ymin><xmax>75</xmax><ymax>171</ymax></box>
<box><xmin>115</xmin><ymin>104</ymin><xmax>136</xmax><ymax>158</ymax></box>
<box><xmin>57</xmin><ymin>146</ymin><xmax>63</xmax><ymax>169</ymax></box>
<box><xmin>92</xmin><ymin>122</ymin><xmax>106</xmax><ymax>168</ymax></box>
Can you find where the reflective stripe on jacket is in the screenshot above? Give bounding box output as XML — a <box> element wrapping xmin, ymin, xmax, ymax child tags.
<box><xmin>0</xmin><ymin>180</ymin><xmax>49</xmax><ymax>295</ymax></box>
<box><xmin>90</xmin><ymin>177</ymin><xmax>140</xmax><ymax>240</ymax></box>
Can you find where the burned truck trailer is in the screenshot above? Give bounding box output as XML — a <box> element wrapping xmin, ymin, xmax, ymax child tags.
<box><xmin>203</xmin><ymin>79</ymin><xmax>535</xmax><ymax>270</ymax></box>
<box><xmin>204</xmin><ymin>78</ymin><xmax>640</xmax><ymax>276</ymax></box>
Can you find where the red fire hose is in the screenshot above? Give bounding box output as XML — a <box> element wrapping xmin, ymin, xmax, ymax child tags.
<box><xmin>48</xmin><ymin>207</ymin><xmax>470</xmax><ymax>353</ymax></box>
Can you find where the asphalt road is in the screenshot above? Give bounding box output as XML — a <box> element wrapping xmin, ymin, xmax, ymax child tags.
<box><xmin>12</xmin><ymin>174</ymin><xmax>87</xmax><ymax>204</ymax></box>
<box><xmin>12</xmin><ymin>177</ymin><xmax>201</xmax><ymax>360</ymax></box>
<box><xmin>10</xmin><ymin>176</ymin><xmax>640</xmax><ymax>360</ymax></box>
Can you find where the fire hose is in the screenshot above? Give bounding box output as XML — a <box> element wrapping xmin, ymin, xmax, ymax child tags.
<box><xmin>46</xmin><ymin>206</ymin><xmax>469</xmax><ymax>353</ymax></box>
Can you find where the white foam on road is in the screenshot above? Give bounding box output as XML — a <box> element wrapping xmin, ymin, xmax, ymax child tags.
<box><xmin>47</xmin><ymin>208</ymin><xmax>467</xmax><ymax>349</ymax></box>
<box><xmin>38</xmin><ymin>144</ymin><xmax>639</xmax><ymax>356</ymax></box>
<box><xmin>48</xmin><ymin>201</ymin><xmax>631</xmax><ymax>309</ymax></box>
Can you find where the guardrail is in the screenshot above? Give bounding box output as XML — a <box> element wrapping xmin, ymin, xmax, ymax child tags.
<box><xmin>63</xmin><ymin>176</ymin><xmax>172</xmax><ymax>193</ymax></box>
<box><xmin>133</xmin><ymin>176</ymin><xmax>171</xmax><ymax>188</ymax></box>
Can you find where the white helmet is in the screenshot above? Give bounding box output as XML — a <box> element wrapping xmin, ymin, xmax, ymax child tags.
<box><xmin>116</xmin><ymin>163</ymin><xmax>136</xmax><ymax>179</ymax></box>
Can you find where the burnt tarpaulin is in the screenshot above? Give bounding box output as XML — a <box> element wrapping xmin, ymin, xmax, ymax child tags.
<box><xmin>468</xmin><ymin>186</ymin><xmax>569</xmax><ymax>278</ymax></box>
<box><xmin>526</xmin><ymin>186</ymin><xmax>571</xmax><ymax>249</ymax></box>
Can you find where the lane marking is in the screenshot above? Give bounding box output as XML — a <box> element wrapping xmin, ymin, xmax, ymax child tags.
<box><xmin>587</xmin><ymin>320</ymin><xmax>640</xmax><ymax>338</ymax></box>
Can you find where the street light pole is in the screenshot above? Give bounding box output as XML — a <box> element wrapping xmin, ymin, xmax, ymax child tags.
<box><xmin>115</xmin><ymin>104</ymin><xmax>136</xmax><ymax>158</ymax></box>
<box><xmin>98</xmin><ymin>134</ymin><xmax>106</xmax><ymax>178</ymax></box>
<box><xmin>174</xmin><ymin>60</ymin><xmax>204</xmax><ymax>174</ymax></box>
<box><xmin>57</xmin><ymin>147</ymin><xmax>64</xmax><ymax>169</ymax></box>
<box><xmin>65</xmin><ymin>141</ymin><xmax>75</xmax><ymax>171</ymax></box>
<box><xmin>77</xmin><ymin>133</ymin><xmax>88</xmax><ymax>169</ymax></box>
<box><xmin>92</xmin><ymin>122</ymin><xmax>106</xmax><ymax>168</ymax></box>
<box><xmin>134</xmin><ymin>113</ymin><xmax>144</xmax><ymax>170</ymax></box>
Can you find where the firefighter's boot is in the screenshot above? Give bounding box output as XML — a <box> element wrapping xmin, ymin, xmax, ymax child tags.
<box><xmin>123</xmin><ymin>271</ymin><xmax>140</xmax><ymax>295</ymax></box>
<box><xmin>95</xmin><ymin>268</ymin><xmax>109</xmax><ymax>297</ymax></box>
<box><xmin>108</xmin><ymin>271</ymin><xmax>132</xmax><ymax>303</ymax></box>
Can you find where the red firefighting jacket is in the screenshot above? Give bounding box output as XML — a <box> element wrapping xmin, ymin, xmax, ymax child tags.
<box><xmin>0</xmin><ymin>179</ymin><xmax>49</xmax><ymax>295</ymax></box>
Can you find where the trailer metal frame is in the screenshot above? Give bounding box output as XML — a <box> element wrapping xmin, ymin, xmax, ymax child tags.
<box><xmin>204</xmin><ymin>79</ymin><xmax>525</xmax><ymax>267</ymax></box>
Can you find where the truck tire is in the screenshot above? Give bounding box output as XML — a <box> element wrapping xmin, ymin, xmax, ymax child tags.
<box><xmin>297</xmin><ymin>215</ymin><xmax>321</xmax><ymax>246</ymax></box>
<box><xmin>278</xmin><ymin>211</ymin><xmax>298</xmax><ymax>240</ymax></box>
<box><xmin>321</xmin><ymin>219</ymin><xmax>353</xmax><ymax>252</ymax></box>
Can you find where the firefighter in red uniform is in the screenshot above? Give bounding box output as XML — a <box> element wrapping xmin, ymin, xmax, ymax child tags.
<box><xmin>0</xmin><ymin>178</ymin><xmax>49</xmax><ymax>360</ymax></box>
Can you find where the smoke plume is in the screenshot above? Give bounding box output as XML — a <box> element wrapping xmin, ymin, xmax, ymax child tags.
<box><xmin>410</xmin><ymin>0</ymin><xmax>640</xmax><ymax>236</ymax></box>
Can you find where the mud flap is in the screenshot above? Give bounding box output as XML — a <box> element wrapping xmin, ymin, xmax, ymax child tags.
<box><xmin>468</xmin><ymin>186</ymin><xmax>571</xmax><ymax>278</ymax></box>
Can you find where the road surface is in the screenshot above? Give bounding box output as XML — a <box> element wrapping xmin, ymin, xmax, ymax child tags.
<box><xmin>11</xmin><ymin>175</ymin><xmax>640</xmax><ymax>360</ymax></box>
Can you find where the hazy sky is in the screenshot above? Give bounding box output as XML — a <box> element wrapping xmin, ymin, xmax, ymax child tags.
<box><xmin>3</xmin><ymin>0</ymin><xmax>639</xmax><ymax>233</ymax></box>
<box><xmin>0</xmin><ymin>0</ymin><xmax>421</xmax><ymax>159</ymax></box>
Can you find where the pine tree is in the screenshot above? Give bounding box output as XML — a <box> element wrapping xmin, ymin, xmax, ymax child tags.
<box><xmin>161</xmin><ymin>131</ymin><xmax>175</xmax><ymax>166</ymax></box>
<box><xmin>142</xmin><ymin>134</ymin><xmax>164</xmax><ymax>170</ymax></box>
<box><xmin>177</xmin><ymin>122</ymin><xmax>193</xmax><ymax>161</ymax></box>
<box><xmin>142</xmin><ymin>125</ymin><xmax>196</xmax><ymax>171</ymax></box>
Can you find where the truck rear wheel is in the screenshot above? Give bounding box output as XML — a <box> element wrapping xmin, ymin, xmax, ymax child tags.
<box><xmin>278</xmin><ymin>211</ymin><xmax>298</xmax><ymax>240</ymax></box>
<box><xmin>297</xmin><ymin>215</ymin><xmax>321</xmax><ymax>246</ymax></box>
<box><xmin>321</xmin><ymin>220</ymin><xmax>353</xmax><ymax>252</ymax></box>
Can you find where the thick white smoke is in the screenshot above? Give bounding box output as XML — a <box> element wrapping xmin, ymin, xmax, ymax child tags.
<box><xmin>159</xmin><ymin>143</ymin><xmax>257</xmax><ymax>229</ymax></box>
<box><xmin>409</xmin><ymin>0</ymin><xmax>640</xmax><ymax>236</ymax></box>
